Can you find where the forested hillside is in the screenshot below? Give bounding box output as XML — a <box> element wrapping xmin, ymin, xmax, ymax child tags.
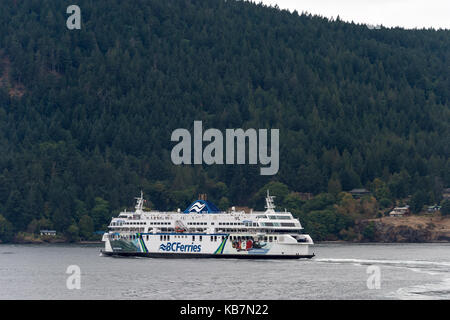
<box><xmin>0</xmin><ymin>0</ymin><xmax>448</xmax><ymax>242</ymax></box>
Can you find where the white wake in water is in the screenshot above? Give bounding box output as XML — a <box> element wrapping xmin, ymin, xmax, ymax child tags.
<box><xmin>393</xmin><ymin>278</ymin><xmax>450</xmax><ymax>300</ymax></box>
<box><xmin>315</xmin><ymin>257</ymin><xmax>450</xmax><ymax>299</ymax></box>
<box><xmin>315</xmin><ymin>258</ymin><xmax>450</xmax><ymax>270</ymax></box>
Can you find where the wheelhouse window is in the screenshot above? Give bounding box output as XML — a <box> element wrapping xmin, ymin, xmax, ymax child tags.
<box><xmin>280</xmin><ymin>222</ymin><xmax>295</xmax><ymax>227</ymax></box>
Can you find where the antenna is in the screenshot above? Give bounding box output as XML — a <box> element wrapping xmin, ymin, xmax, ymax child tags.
<box><xmin>265</xmin><ymin>190</ymin><xmax>276</xmax><ymax>210</ymax></box>
<box><xmin>135</xmin><ymin>190</ymin><xmax>144</xmax><ymax>212</ymax></box>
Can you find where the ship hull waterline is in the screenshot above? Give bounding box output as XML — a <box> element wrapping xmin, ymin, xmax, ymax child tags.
<box><xmin>101</xmin><ymin>250</ymin><xmax>315</xmax><ymax>259</ymax></box>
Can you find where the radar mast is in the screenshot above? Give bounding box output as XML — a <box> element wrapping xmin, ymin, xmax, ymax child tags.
<box><xmin>135</xmin><ymin>190</ymin><xmax>144</xmax><ymax>213</ymax></box>
<box><xmin>265</xmin><ymin>190</ymin><xmax>276</xmax><ymax>211</ymax></box>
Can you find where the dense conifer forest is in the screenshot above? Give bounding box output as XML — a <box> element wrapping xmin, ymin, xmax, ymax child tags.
<box><xmin>0</xmin><ymin>0</ymin><xmax>448</xmax><ymax>242</ymax></box>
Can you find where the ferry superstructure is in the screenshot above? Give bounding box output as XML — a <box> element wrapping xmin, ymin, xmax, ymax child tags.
<box><xmin>101</xmin><ymin>191</ymin><xmax>314</xmax><ymax>259</ymax></box>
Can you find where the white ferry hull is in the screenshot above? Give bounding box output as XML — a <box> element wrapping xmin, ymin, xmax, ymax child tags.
<box><xmin>101</xmin><ymin>251</ymin><xmax>314</xmax><ymax>259</ymax></box>
<box><xmin>102</xmin><ymin>232</ymin><xmax>314</xmax><ymax>259</ymax></box>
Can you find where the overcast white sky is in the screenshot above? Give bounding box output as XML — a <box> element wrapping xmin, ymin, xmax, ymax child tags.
<box><xmin>253</xmin><ymin>0</ymin><xmax>450</xmax><ymax>29</ymax></box>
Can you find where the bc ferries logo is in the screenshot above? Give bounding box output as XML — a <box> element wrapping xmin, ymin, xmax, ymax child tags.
<box><xmin>159</xmin><ymin>242</ymin><xmax>202</xmax><ymax>253</ymax></box>
<box><xmin>189</xmin><ymin>201</ymin><xmax>206</xmax><ymax>213</ymax></box>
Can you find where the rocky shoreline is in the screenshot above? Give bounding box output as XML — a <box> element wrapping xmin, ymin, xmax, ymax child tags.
<box><xmin>355</xmin><ymin>216</ymin><xmax>450</xmax><ymax>243</ymax></box>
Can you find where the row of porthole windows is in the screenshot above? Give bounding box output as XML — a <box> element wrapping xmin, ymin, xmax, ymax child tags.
<box><xmin>218</xmin><ymin>229</ymin><xmax>249</xmax><ymax>233</ymax></box>
<box><xmin>219</xmin><ymin>222</ymin><xmax>242</xmax><ymax>226</ymax></box>
<box><xmin>113</xmin><ymin>221</ymin><xmax>170</xmax><ymax>226</ymax></box>
<box><xmin>159</xmin><ymin>235</ymin><xmax>204</xmax><ymax>241</ymax></box>
<box><xmin>110</xmin><ymin>234</ymin><xmax>139</xmax><ymax>240</ymax></box>
<box><xmin>157</xmin><ymin>235</ymin><xmax>226</xmax><ymax>242</ymax></box>
<box><xmin>229</xmin><ymin>235</ymin><xmax>278</xmax><ymax>242</ymax></box>
<box><xmin>111</xmin><ymin>234</ymin><xmax>227</xmax><ymax>242</ymax></box>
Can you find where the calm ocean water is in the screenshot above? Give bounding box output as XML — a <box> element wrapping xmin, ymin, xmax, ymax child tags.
<box><xmin>1</xmin><ymin>243</ymin><xmax>450</xmax><ymax>300</ymax></box>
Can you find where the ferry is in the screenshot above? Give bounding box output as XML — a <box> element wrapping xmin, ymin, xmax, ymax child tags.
<box><xmin>101</xmin><ymin>191</ymin><xmax>314</xmax><ymax>259</ymax></box>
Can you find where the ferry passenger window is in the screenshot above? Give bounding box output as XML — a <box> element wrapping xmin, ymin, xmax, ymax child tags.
<box><xmin>269</xmin><ymin>236</ymin><xmax>272</xmax><ymax>242</ymax></box>
<box><xmin>192</xmin><ymin>235</ymin><xmax>195</xmax><ymax>241</ymax></box>
<box><xmin>199</xmin><ymin>236</ymin><xmax>202</xmax><ymax>241</ymax></box>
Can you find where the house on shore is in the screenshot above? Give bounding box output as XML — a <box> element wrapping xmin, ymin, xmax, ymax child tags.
<box><xmin>291</xmin><ymin>192</ymin><xmax>314</xmax><ymax>201</ymax></box>
<box><xmin>427</xmin><ymin>205</ymin><xmax>441</xmax><ymax>213</ymax></box>
<box><xmin>389</xmin><ymin>206</ymin><xmax>410</xmax><ymax>217</ymax></box>
<box><xmin>443</xmin><ymin>188</ymin><xmax>450</xmax><ymax>200</ymax></box>
<box><xmin>40</xmin><ymin>230</ymin><xmax>56</xmax><ymax>236</ymax></box>
<box><xmin>349</xmin><ymin>188</ymin><xmax>371</xmax><ymax>198</ymax></box>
